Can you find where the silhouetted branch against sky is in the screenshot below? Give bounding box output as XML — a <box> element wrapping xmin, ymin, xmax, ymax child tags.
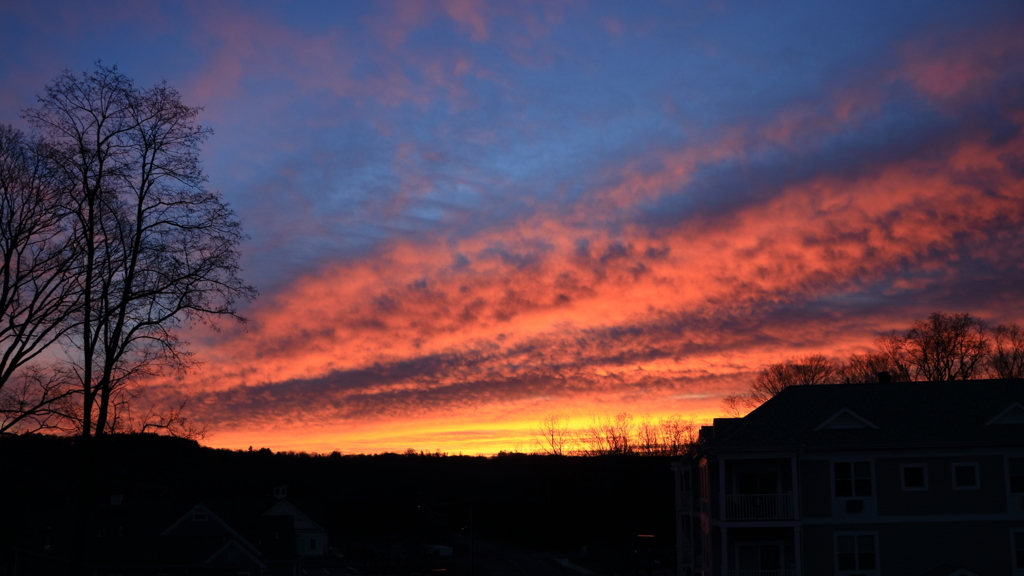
<box><xmin>724</xmin><ymin>312</ymin><xmax>1024</xmax><ymax>416</ymax></box>
<box><xmin>2</xmin><ymin>1</ymin><xmax>1023</xmax><ymax>453</ymax></box>
<box><xmin>10</xmin><ymin>64</ymin><xmax>256</xmax><ymax>438</ymax></box>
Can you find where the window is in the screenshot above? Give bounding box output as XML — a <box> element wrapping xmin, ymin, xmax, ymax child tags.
<box><xmin>901</xmin><ymin>464</ymin><xmax>927</xmax><ymax>490</ymax></box>
<box><xmin>192</xmin><ymin>510</ymin><xmax>208</xmax><ymax>522</ymax></box>
<box><xmin>1010</xmin><ymin>458</ymin><xmax>1024</xmax><ymax>493</ymax></box>
<box><xmin>310</xmin><ymin>538</ymin><xmax>317</xmax><ymax>550</ymax></box>
<box><xmin>835</xmin><ymin>462</ymin><xmax>873</xmax><ymax>497</ymax></box>
<box><xmin>836</xmin><ymin>533</ymin><xmax>877</xmax><ymax>573</ymax></box>
<box><xmin>953</xmin><ymin>463</ymin><xmax>979</xmax><ymax>489</ymax></box>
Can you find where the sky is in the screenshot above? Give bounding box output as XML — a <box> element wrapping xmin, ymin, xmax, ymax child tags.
<box><xmin>2</xmin><ymin>0</ymin><xmax>1024</xmax><ymax>455</ymax></box>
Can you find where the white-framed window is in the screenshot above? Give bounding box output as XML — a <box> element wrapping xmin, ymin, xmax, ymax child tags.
<box><xmin>310</xmin><ymin>538</ymin><xmax>318</xmax><ymax>550</ymax></box>
<box><xmin>836</xmin><ymin>532</ymin><xmax>878</xmax><ymax>574</ymax></box>
<box><xmin>900</xmin><ymin>463</ymin><xmax>927</xmax><ymax>491</ymax></box>
<box><xmin>1010</xmin><ymin>458</ymin><xmax>1024</xmax><ymax>493</ymax></box>
<box><xmin>834</xmin><ymin>461</ymin><xmax>873</xmax><ymax>497</ymax></box>
<box><xmin>192</xmin><ymin>510</ymin><xmax>208</xmax><ymax>522</ymax></box>
<box><xmin>953</xmin><ymin>462</ymin><xmax>980</xmax><ymax>489</ymax></box>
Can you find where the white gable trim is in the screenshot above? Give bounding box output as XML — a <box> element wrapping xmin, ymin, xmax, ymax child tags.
<box><xmin>264</xmin><ymin>498</ymin><xmax>326</xmax><ymax>531</ymax></box>
<box><xmin>160</xmin><ymin>504</ymin><xmax>261</xmax><ymax>556</ymax></box>
<box><xmin>984</xmin><ymin>402</ymin><xmax>1024</xmax><ymax>425</ymax></box>
<box><xmin>813</xmin><ymin>408</ymin><xmax>879</xmax><ymax>431</ymax></box>
<box><xmin>204</xmin><ymin>538</ymin><xmax>267</xmax><ymax>567</ymax></box>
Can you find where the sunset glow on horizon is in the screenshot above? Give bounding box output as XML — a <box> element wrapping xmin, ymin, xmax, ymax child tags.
<box><xmin>3</xmin><ymin>1</ymin><xmax>1024</xmax><ymax>454</ymax></box>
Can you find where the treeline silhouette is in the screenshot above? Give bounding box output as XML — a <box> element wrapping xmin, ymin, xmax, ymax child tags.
<box><xmin>531</xmin><ymin>412</ymin><xmax>700</xmax><ymax>456</ymax></box>
<box><xmin>723</xmin><ymin>311</ymin><xmax>1024</xmax><ymax>416</ymax></box>
<box><xmin>1</xmin><ymin>432</ymin><xmax>678</xmax><ymax>574</ymax></box>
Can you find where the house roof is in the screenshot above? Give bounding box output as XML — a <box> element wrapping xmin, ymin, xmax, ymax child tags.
<box><xmin>702</xmin><ymin>379</ymin><xmax>1024</xmax><ymax>453</ymax></box>
<box><xmin>264</xmin><ymin>498</ymin><xmax>327</xmax><ymax>532</ymax></box>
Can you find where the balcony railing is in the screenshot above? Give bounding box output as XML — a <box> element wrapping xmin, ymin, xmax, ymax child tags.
<box><xmin>724</xmin><ymin>493</ymin><xmax>793</xmax><ymax>519</ymax></box>
<box><xmin>729</xmin><ymin>571</ymin><xmax>795</xmax><ymax>576</ymax></box>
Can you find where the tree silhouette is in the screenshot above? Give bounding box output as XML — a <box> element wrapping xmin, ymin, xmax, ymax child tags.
<box><xmin>990</xmin><ymin>323</ymin><xmax>1024</xmax><ymax>379</ymax></box>
<box><xmin>23</xmin><ymin>64</ymin><xmax>257</xmax><ymax>438</ymax></box>
<box><xmin>0</xmin><ymin>125</ymin><xmax>78</xmax><ymax>433</ymax></box>
<box><xmin>748</xmin><ymin>354</ymin><xmax>838</xmax><ymax>404</ymax></box>
<box><xmin>879</xmin><ymin>312</ymin><xmax>989</xmax><ymax>381</ymax></box>
<box><xmin>722</xmin><ymin>311</ymin><xmax>1018</xmax><ymax>418</ymax></box>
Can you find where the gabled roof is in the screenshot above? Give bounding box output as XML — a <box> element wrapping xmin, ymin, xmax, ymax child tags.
<box><xmin>985</xmin><ymin>402</ymin><xmax>1024</xmax><ymax>425</ymax></box>
<box><xmin>161</xmin><ymin>504</ymin><xmax>260</xmax><ymax>556</ymax></box>
<box><xmin>814</xmin><ymin>408</ymin><xmax>878</xmax><ymax>431</ymax></box>
<box><xmin>701</xmin><ymin>379</ymin><xmax>1024</xmax><ymax>452</ymax></box>
<box><xmin>264</xmin><ymin>499</ymin><xmax>326</xmax><ymax>531</ymax></box>
<box><xmin>205</xmin><ymin>538</ymin><xmax>267</xmax><ymax>568</ymax></box>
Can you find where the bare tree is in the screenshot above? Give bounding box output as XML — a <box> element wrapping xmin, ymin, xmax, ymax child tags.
<box><xmin>635</xmin><ymin>415</ymin><xmax>660</xmax><ymax>455</ymax></box>
<box><xmin>835</xmin><ymin>352</ymin><xmax>908</xmax><ymax>384</ymax></box>
<box><xmin>579</xmin><ymin>412</ymin><xmax>635</xmax><ymax>455</ymax></box>
<box><xmin>655</xmin><ymin>414</ymin><xmax>699</xmax><ymax>456</ymax></box>
<box><xmin>989</xmin><ymin>323</ymin><xmax>1024</xmax><ymax>379</ymax></box>
<box><xmin>20</xmin><ymin>63</ymin><xmax>256</xmax><ymax>576</ymax></box>
<box><xmin>0</xmin><ymin>125</ymin><xmax>79</xmax><ymax>432</ymax></box>
<box><xmin>0</xmin><ymin>365</ymin><xmax>71</xmax><ymax>433</ymax></box>
<box><xmin>720</xmin><ymin>392</ymin><xmax>758</xmax><ymax>418</ymax></box>
<box><xmin>721</xmin><ymin>354</ymin><xmax>841</xmax><ymax>416</ymax></box>
<box><xmin>113</xmin><ymin>394</ymin><xmax>207</xmax><ymax>440</ymax></box>
<box><xmin>531</xmin><ymin>412</ymin><xmax>699</xmax><ymax>456</ymax></box>
<box><xmin>722</xmin><ymin>312</ymin><xmax>1017</xmax><ymax>421</ymax></box>
<box><xmin>873</xmin><ymin>332</ymin><xmax>914</xmax><ymax>382</ymax></box>
<box><xmin>24</xmin><ymin>64</ymin><xmax>256</xmax><ymax>439</ymax></box>
<box><xmin>635</xmin><ymin>414</ymin><xmax>697</xmax><ymax>456</ymax></box>
<box><xmin>878</xmin><ymin>312</ymin><xmax>989</xmax><ymax>381</ymax></box>
<box><xmin>749</xmin><ymin>354</ymin><xmax>839</xmax><ymax>404</ymax></box>
<box><xmin>532</xmin><ymin>413</ymin><xmax>575</xmax><ymax>455</ymax></box>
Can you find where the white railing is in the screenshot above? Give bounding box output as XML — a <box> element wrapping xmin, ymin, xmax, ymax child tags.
<box><xmin>724</xmin><ymin>493</ymin><xmax>793</xmax><ymax>519</ymax></box>
<box><xmin>729</xmin><ymin>571</ymin><xmax>795</xmax><ymax>576</ymax></box>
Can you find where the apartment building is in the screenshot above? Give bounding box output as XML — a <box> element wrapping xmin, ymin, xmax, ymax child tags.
<box><xmin>673</xmin><ymin>379</ymin><xmax>1024</xmax><ymax>575</ymax></box>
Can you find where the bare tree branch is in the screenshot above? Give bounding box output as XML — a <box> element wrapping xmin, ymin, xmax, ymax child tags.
<box><xmin>23</xmin><ymin>63</ymin><xmax>257</xmax><ymax>438</ymax></box>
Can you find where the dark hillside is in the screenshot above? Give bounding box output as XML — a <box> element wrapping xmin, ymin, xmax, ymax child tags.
<box><xmin>2</xmin><ymin>434</ymin><xmax>677</xmax><ymax>574</ymax></box>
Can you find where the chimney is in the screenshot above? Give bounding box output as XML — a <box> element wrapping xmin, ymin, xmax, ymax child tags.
<box><xmin>876</xmin><ymin>371</ymin><xmax>892</xmax><ymax>383</ymax></box>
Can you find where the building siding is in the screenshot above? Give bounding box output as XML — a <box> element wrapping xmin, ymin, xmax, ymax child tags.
<box><xmin>876</xmin><ymin>455</ymin><xmax>1007</xmax><ymax>516</ymax></box>
<box><xmin>800</xmin><ymin>460</ymin><xmax>832</xmax><ymax>518</ymax></box>
<box><xmin>801</xmin><ymin>521</ymin><xmax>1020</xmax><ymax>574</ymax></box>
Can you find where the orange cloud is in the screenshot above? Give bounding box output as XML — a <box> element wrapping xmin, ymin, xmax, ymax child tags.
<box><xmin>132</xmin><ymin>9</ymin><xmax>1024</xmax><ymax>455</ymax></box>
<box><xmin>164</xmin><ymin>115</ymin><xmax>1024</xmax><ymax>454</ymax></box>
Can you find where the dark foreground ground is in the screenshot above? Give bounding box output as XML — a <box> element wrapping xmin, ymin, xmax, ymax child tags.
<box><xmin>1</xmin><ymin>433</ymin><xmax>677</xmax><ymax>575</ymax></box>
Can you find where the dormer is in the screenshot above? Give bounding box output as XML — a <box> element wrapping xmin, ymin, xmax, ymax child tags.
<box><xmin>814</xmin><ymin>408</ymin><xmax>878</xmax><ymax>431</ymax></box>
<box><xmin>985</xmin><ymin>402</ymin><xmax>1024</xmax><ymax>425</ymax></box>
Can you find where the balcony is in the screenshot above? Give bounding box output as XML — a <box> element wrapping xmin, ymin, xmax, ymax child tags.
<box><xmin>724</xmin><ymin>494</ymin><xmax>793</xmax><ymax>520</ymax></box>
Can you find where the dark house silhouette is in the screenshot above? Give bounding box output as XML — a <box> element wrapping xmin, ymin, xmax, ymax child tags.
<box><xmin>264</xmin><ymin>486</ymin><xmax>329</xmax><ymax>557</ymax></box>
<box><xmin>11</xmin><ymin>493</ymin><xmax>318</xmax><ymax>576</ymax></box>
<box><xmin>80</xmin><ymin>501</ymin><xmax>301</xmax><ymax>576</ymax></box>
<box><xmin>674</xmin><ymin>378</ymin><xmax>1024</xmax><ymax>576</ymax></box>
